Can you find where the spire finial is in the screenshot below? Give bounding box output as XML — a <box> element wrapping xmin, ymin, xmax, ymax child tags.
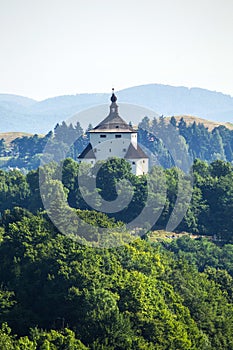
<box><xmin>111</xmin><ymin>88</ymin><xmax>117</xmax><ymax>103</ymax></box>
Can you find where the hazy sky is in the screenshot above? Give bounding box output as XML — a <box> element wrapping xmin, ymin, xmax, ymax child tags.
<box><xmin>0</xmin><ymin>0</ymin><xmax>233</xmax><ymax>100</ymax></box>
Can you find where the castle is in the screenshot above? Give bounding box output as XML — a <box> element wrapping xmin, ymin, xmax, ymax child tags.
<box><xmin>78</xmin><ymin>89</ymin><xmax>149</xmax><ymax>175</ymax></box>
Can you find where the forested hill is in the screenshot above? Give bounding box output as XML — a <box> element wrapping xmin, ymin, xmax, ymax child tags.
<box><xmin>164</xmin><ymin>115</ymin><xmax>233</xmax><ymax>131</ymax></box>
<box><xmin>0</xmin><ymin>157</ymin><xmax>233</xmax><ymax>348</ymax></box>
<box><xmin>1</xmin><ymin>84</ymin><xmax>233</xmax><ymax>133</ymax></box>
<box><xmin>0</xmin><ymin>115</ymin><xmax>233</xmax><ymax>171</ymax></box>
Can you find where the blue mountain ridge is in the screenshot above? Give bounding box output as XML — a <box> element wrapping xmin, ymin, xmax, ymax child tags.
<box><xmin>0</xmin><ymin>84</ymin><xmax>233</xmax><ymax>134</ymax></box>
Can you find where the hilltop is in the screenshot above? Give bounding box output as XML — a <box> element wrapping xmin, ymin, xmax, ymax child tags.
<box><xmin>0</xmin><ymin>115</ymin><xmax>232</xmax><ymax>148</ymax></box>
<box><xmin>164</xmin><ymin>115</ymin><xmax>233</xmax><ymax>131</ymax></box>
<box><xmin>0</xmin><ymin>132</ymin><xmax>34</xmax><ymax>146</ymax></box>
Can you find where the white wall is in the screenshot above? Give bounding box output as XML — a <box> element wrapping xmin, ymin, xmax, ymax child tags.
<box><xmin>78</xmin><ymin>158</ymin><xmax>95</xmax><ymax>165</ymax></box>
<box><xmin>80</xmin><ymin>131</ymin><xmax>148</xmax><ymax>175</ymax></box>
<box><xmin>90</xmin><ymin>132</ymin><xmax>137</xmax><ymax>148</ymax></box>
<box><xmin>91</xmin><ymin>137</ymin><xmax>131</xmax><ymax>161</ymax></box>
<box><xmin>128</xmin><ymin>158</ymin><xmax>149</xmax><ymax>176</ymax></box>
<box><xmin>131</xmin><ymin>133</ymin><xmax>137</xmax><ymax>147</ymax></box>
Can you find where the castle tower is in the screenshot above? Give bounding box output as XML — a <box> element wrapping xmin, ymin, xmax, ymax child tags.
<box><xmin>78</xmin><ymin>89</ymin><xmax>149</xmax><ymax>175</ymax></box>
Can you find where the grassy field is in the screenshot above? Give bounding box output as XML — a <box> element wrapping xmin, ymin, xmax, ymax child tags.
<box><xmin>147</xmin><ymin>230</ymin><xmax>199</xmax><ymax>242</ymax></box>
<box><xmin>0</xmin><ymin>132</ymin><xmax>33</xmax><ymax>146</ymax></box>
<box><xmin>164</xmin><ymin>115</ymin><xmax>233</xmax><ymax>131</ymax></box>
<box><xmin>0</xmin><ymin>157</ymin><xmax>12</xmax><ymax>167</ymax></box>
<box><xmin>0</xmin><ymin>132</ymin><xmax>44</xmax><ymax>146</ymax></box>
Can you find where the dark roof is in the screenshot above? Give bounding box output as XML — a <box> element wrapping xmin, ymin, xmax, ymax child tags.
<box><xmin>90</xmin><ymin>93</ymin><xmax>135</xmax><ymax>133</ymax></box>
<box><xmin>78</xmin><ymin>143</ymin><xmax>96</xmax><ymax>159</ymax></box>
<box><xmin>125</xmin><ymin>143</ymin><xmax>148</xmax><ymax>159</ymax></box>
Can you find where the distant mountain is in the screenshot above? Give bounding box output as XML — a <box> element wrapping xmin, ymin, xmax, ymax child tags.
<box><xmin>1</xmin><ymin>84</ymin><xmax>233</xmax><ymax>134</ymax></box>
<box><xmin>0</xmin><ymin>94</ymin><xmax>36</xmax><ymax>107</ymax></box>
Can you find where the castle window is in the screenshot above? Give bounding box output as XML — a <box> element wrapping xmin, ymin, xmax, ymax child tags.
<box><xmin>115</xmin><ymin>134</ymin><xmax>121</xmax><ymax>138</ymax></box>
<box><xmin>94</xmin><ymin>148</ymin><xmax>97</xmax><ymax>152</ymax></box>
<box><xmin>116</xmin><ymin>125</ymin><xmax>119</xmax><ymax>128</ymax></box>
<box><xmin>109</xmin><ymin>149</ymin><xmax>111</xmax><ymax>152</ymax></box>
<box><xmin>123</xmin><ymin>148</ymin><xmax>126</xmax><ymax>152</ymax></box>
<box><xmin>143</xmin><ymin>160</ymin><xmax>145</xmax><ymax>163</ymax></box>
<box><xmin>100</xmin><ymin>135</ymin><xmax>106</xmax><ymax>138</ymax></box>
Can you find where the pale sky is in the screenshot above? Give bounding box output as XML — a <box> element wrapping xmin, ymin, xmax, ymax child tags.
<box><xmin>0</xmin><ymin>0</ymin><xmax>233</xmax><ymax>101</ymax></box>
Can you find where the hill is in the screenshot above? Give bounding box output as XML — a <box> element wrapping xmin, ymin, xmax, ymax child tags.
<box><xmin>1</xmin><ymin>116</ymin><xmax>232</xmax><ymax>148</ymax></box>
<box><xmin>0</xmin><ymin>132</ymin><xmax>34</xmax><ymax>146</ymax></box>
<box><xmin>164</xmin><ymin>115</ymin><xmax>233</xmax><ymax>131</ymax></box>
<box><xmin>1</xmin><ymin>84</ymin><xmax>233</xmax><ymax>134</ymax></box>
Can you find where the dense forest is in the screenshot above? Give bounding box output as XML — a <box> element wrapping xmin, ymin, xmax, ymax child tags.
<box><xmin>0</xmin><ymin>116</ymin><xmax>233</xmax><ymax>171</ymax></box>
<box><xmin>0</xmin><ymin>158</ymin><xmax>231</xmax><ymax>347</ymax></box>
<box><xmin>0</xmin><ymin>157</ymin><xmax>232</xmax><ymax>240</ymax></box>
<box><xmin>0</xmin><ymin>206</ymin><xmax>233</xmax><ymax>348</ymax></box>
<box><xmin>0</xmin><ymin>117</ymin><xmax>233</xmax><ymax>348</ymax></box>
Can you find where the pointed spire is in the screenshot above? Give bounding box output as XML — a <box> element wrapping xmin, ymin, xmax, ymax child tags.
<box><xmin>111</xmin><ymin>88</ymin><xmax>117</xmax><ymax>103</ymax></box>
<box><xmin>89</xmin><ymin>88</ymin><xmax>134</xmax><ymax>132</ymax></box>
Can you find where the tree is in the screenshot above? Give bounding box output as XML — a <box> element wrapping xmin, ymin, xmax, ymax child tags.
<box><xmin>0</xmin><ymin>139</ymin><xmax>6</xmax><ymax>157</ymax></box>
<box><xmin>211</xmin><ymin>129</ymin><xmax>225</xmax><ymax>161</ymax></box>
<box><xmin>170</xmin><ymin>116</ymin><xmax>177</xmax><ymax>128</ymax></box>
<box><xmin>138</xmin><ymin>116</ymin><xmax>150</xmax><ymax>131</ymax></box>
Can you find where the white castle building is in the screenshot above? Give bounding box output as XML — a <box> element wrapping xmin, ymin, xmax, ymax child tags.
<box><xmin>78</xmin><ymin>90</ymin><xmax>149</xmax><ymax>175</ymax></box>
